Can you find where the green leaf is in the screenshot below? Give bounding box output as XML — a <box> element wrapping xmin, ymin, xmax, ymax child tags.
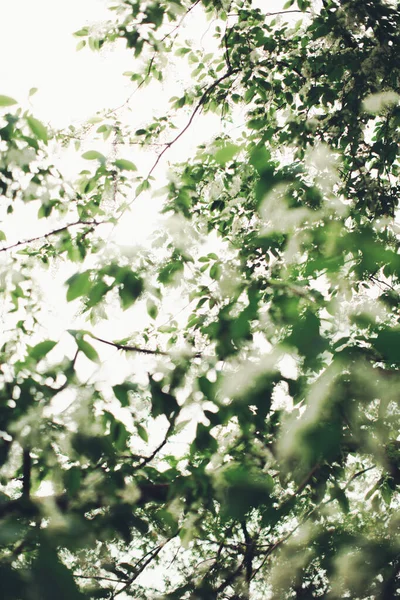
<box><xmin>118</xmin><ymin>271</ymin><xmax>144</xmax><ymax>309</ymax></box>
<box><xmin>373</xmin><ymin>328</ymin><xmax>400</xmax><ymax>363</ymax></box>
<box><xmin>149</xmin><ymin>375</ymin><xmax>179</xmax><ymax>420</ymax></box>
<box><xmin>32</xmin><ymin>545</ymin><xmax>87</xmax><ymax>600</ymax></box>
<box><xmin>29</xmin><ymin>87</ymin><xmax>38</xmax><ymax>97</ymax></box>
<box><xmin>136</xmin><ymin>423</ymin><xmax>148</xmax><ymax>442</ymax></box>
<box><xmin>0</xmin><ymin>95</ymin><xmax>18</xmax><ymax>107</ymax></box>
<box><xmin>82</xmin><ymin>150</ymin><xmax>106</xmax><ymax>163</ymax></box>
<box><xmin>115</xmin><ymin>158</ymin><xmax>137</xmax><ymax>171</ymax></box>
<box><xmin>28</xmin><ymin>340</ymin><xmax>57</xmax><ymax>361</ymax></box>
<box><xmin>76</xmin><ymin>337</ymin><xmax>100</xmax><ymax>363</ymax></box>
<box><xmin>0</xmin><ymin>230</ymin><xmax>6</xmax><ymax>242</ymax></box>
<box><xmin>26</xmin><ymin>116</ymin><xmax>48</xmax><ymax>144</ymax></box>
<box><xmin>64</xmin><ymin>466</ymin><xmax>81</xmax><ymax>495</ymax></box>
<box><xmin>135</xmin><ymin>179</ymin><xmax>151</xmax><ymax>195</ymax></box>
<box><xmin>74</xmin><ymin>27</ymin><xmax>89</xmax><ymax>37</ymax></box>
<box><xmin>146</xmin><ymin>299</ymin><xmax>158</xmax><ymax>319</ymax></box>
<box><xmin>66</xmin><ymin>271</ymin><xmax>92</xmax><ymax>301</ymax></box>
<box><xmin>249</xmin><ymin>145</ymin><xmax>271</xmax><ymax>173</ymax></box>
<box><xmin>220</xmin><ymin>466</ymin><xmax>274</xmax><ymax>520</ymax></box>
<box><xmin>112</xmin><ymin>383</ymin><xmax>137</xmax><ymax>407</ymax></box>
<box><xmin>158</xmin><ymin>260</ymin><xmax>184</xmax><ymax>285</ymax></box>
<box><xmin>331</xmin><ymin>486</ymin><xmax>350</xmax><ymax>513</ymax></box>
<box><xmin>214</xmin><ymin>142</ymin><xmax>240</xmax><ymax>165</ymax></box>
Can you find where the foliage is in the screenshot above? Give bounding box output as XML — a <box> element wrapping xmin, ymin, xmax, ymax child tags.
<box><xmin>0</xmin><ymin>1</ymin><xmax>400</xmax><ymax>599</ymax></box>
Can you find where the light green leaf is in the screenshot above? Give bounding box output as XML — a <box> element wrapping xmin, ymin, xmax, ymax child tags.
<box><xmin>26</xmin><ymin>116</ymin><xmax>48</xmax><ymax>144</ymax></box>
<box><xmin>66</xmin><ymin>271</ymin><xmax>92</xmax><ymax>301</ymax></box>
<box><xmin>135</xmin><ymin>179</ymin><xmax>151</xmax><ymax>195</ymax></box>
<box><xmin>29</xmin><ymin>87</ymin><xmax>38</xmax><ymax>97</ymax></box>
<box><xmin>0</xmin><ymin>95</ymin><xmax>18</xmax><ymax>107</ymax></box>
<box><xmin>76</xmin><ymin>337</ymin><xmax>100</xmax><ymax>363</ymax></box>
<box><xmin>82</xmin><ymin>151</ymin><xmax>106</xmax><ymax>163</ymax></box>
<box><xmin>74</xmin><ymin>27</ymin><xmax>89</xmax><ymax>37</ymax></box>
<box><xmin>214</xmin><ymin>143</ymin><xmax>240</xmax><ymax>165</ymax></box>
<box><xmin>29</xmin><ymin>340</ymin><xmax>57</xmax><ymax>361</ymax></box>
<box><xmin>0</xmin><ymin>231</ymin><xmax>6</xmax><ymax>242</ymax></box>
<box><xmin>115</xmin><ymin>159</ymin><xmax>137</xmax><ymax>171</ymax></box>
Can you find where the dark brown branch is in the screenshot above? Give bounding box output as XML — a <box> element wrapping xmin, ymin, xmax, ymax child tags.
<box><xmin>22</xmin><ymin>448</ymin><xmax>32</xmax><ymax>500</ymax></box>
<box><xmin>266</xmin><ymin>10</ymin><xmax>310</xmax><ymax>16</ymax></box>
<box><xmin>74</xmin><ymin>574</ymin><xmax>122</xmax><ymax>583</ymax></box>
<box><xmin>216</xmin><ymin>559</ymin><xmax>245</xmax><ymax>595</ymax></box>
<box><xmin>228</xmin><ymin>10</ymin><xmax>310</xmax><ymax>17</ymax></box>
<box><xmin>160</xmin><ymin>0</ymin><xmax>201</xmax><ymax>43</ymax></box>
<box><xmin>0</xmin><ymin>220</ymin><xmax>99</xmax><ymax>253</ymax></box>
<box><xmin>294</xmin><ymin>463</ymin><xmax>320</xmax><ymax>496</ymax></box>
<box><xmin>241</xmin><ymin>521</ymin><xmax>254</xmax><ymax>587</ymax></box>
<box><xmin>146</xmin><ymin>67</ymin><xmax>239</xmax><ymax>180</ymax></box>
<box><xmin>370</xmin><ymin>275</ymin><xmax>398</xmax><ymax>293</ymax></box>
<box><xmin>343</xmin><ymin>465</ymin><xmax>376</xmax><ymax>491</ymax></box>
<box><xmin>113</xmin><ymin>539</ymin><xmax>172</xmax><ymax>598</ymax></box>
<box><xmin>223</xmin><ymin>27</ymin><xmax>232</xmax><ymax>72</ymax></box>
<box><xmin>134</xmin><ymin>417</ymin><xmax>177</xmax><ymax>471</ymax></box>
<box><xmin>91</xmin><ymin>335</ymin><xmax>169</xmax><ymax>356</ymax></box>
<box><xmin>92</xmin><ymin>334</ymin><xmax>203</xmax><ymax>359</ymax></box>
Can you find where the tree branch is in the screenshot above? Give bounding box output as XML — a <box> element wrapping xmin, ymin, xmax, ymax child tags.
<box><xmin>265</xmin><ymin>10</ymin><xmax>310</xmax><ymax>16</ymax></box>
<box><xmin>91</xmin><ymin>335</ymin><xmax>169</xmax><ymax>356</ymax></box>
<box><xmin>342</xmin><ymin>465</ymin><xmax>376</xmax><ymax>491</ymax></box>
<box><xmin>0</xmin><ymin>220</ymin><xmax>99</xmax><ymax>253</ymax></box>
<box><xmin>241</xmin><ymin>521</ymin><xmax>254</xmax><ymax>587</ymax></box>
<box><xmin>22</xmin><ymin>448</ymin><xmax>31</xmax><ymax>500</ymax></box>
<box><xmin>133</xmin><ymin>417</ymin><xmax>177</xmax><ymax>471</ymax></box>
<box><xmin>91</xmin><ymin>334</ymin><xmax>203</xmax><ymax>358</ymax></box>
<box><xmin>146</xmin><ymin>67</ymin><xmax>240</xmax><ymax>180</ymax></box>
<box><xmin>74</xmin><ymin>574</ymin><xmax>122</xmax><ymax>583</ymax></box>
<box><xmin>223</xmin><ymin>27</ymin><xmax>232</xmax><ymax>72</ymax></box>
<box><xmin>112</xmin><ymin>539</ymin><xmax>172</xmax><ymax>598</ymax></box>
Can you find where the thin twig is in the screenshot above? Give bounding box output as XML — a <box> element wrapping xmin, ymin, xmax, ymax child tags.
<box><xmin>266</xmin><ymin>10</ymin><xmax>311</xmax><ymax>16</ymax></box>
<box><xmin>146</xmin><ymin>68</ymin><xmax>239</xmax><ymax>180</ymax></box>
<box><xmin>223</xmin><ymin>27</ymin><xmax>232</xmax><ymax>72</ymax></box>
<box><xmin>105</xmin><ymin>0</ymin><xmax>201</xmax><ymax>118</ymax></box>
<box><xmin>91</xmin><ymin>334</ymin><xmax>203</xmax><ymax>359</ymax></box>
<box><xmin>91</xmin><ymin>335</ymin><xmax>169</xmax><ymax>356</ymax></box>
<box><xmin>112</xmin><ymin>539</ymin><xmax>172</xmax><ymax>598</ymax></box>
<box><xmin>73</xmin><ymin>574</ymin><xmax>122</xmax><ymax>583</ymax></box>
<box><xmin>342</xmin><ymin>465</ymin><xmax>376</xmax><ymax>491</ymax></box>
<box><xmin>370</xmin><ymin>275</ymin><xmax>397</xmax><ymax>293</ymax></box>
<box><xmin>0</xmin><ymin>220</ymin><xmax>99</xmax><ymax>253</ymax></box>
<box><xmin>133</xmin><ymin>418</ymin><xmax>177</xmax><ymax>471</ymax></box>
<box><xmin>22</xmin><ymin>449</ymin><xmax>31</xmax><ymax>500</ymax></box>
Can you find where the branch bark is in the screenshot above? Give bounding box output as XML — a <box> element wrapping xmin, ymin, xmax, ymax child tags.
<box><xmin>0</xmin><ymin>220</ymin><xmax>99</xmax><ymax>253</ymax></box>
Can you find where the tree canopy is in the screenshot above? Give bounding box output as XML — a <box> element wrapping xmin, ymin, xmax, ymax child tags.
<box><xmin>0</xmin><ymin>0</ymin><xmax>399</xmax><ymax>598</ymax></box>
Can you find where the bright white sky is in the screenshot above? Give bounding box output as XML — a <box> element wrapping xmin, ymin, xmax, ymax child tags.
<box><xmin>0</xmin><ymin>0</ymin><xmax>126</xmax><ymax>125</ymax></box>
